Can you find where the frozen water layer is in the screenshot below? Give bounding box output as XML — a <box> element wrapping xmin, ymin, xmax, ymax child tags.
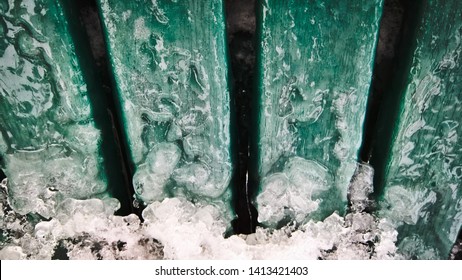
<box><xmin>0</xmin><ymin>161</ymin><xmax>404</xmax><ymax>260</ymax></box>
<box><xmin>0</xmin><ymin>0</ymin><xmax>120</xmax><ymax>218</ymax></box>
<box><xmin>256</xmin><ymin>157</ymin><xmax>332</xmax><ymax>227</ymax></box>
<box><xmin>348</xmin><ymin>163</ymin><xmax>374</xmax><ymax>213</ymax></box>
<box><xmin>0</xmin><ymin>177</ymin><xmax>400</xmax><ymax>260</ymax></box>
<box><xmin>98</xmin><ymin>0</ymin><xmax>234</xmax><ymax>211</ymax></box>
<box><xmin>252</xmin><ymin>0</ymin><xmax>383</xmax><ymax>225</ymax></box>
<box><xmin>371</xmin><ymin>0</ymin><xmax>462</xmax><ymax>259</ymax></box>
<box><xmin>133</xmin><ymin>143</ymin><xmax>181</xmax><ymax>202</ymax></box>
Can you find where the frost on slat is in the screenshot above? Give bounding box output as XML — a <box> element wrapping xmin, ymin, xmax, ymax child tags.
<box><xmin>0</xmin><ymin>0</ymin><xmax>113</xmax><ymax>218</ymax></box>
<box><xmin>252</xmin><ymin>0</ymin><xmax>383</xmax><ymax>227</ymax></box>
<box><xmin>371</xmin><ymin>0</ymin><xmax>462</xmax><ymax>259</ymax></box>
<box><xmin>98</xmin><ymin>0</ymin><xmax>234</xmax><ymax>216</ymax></box>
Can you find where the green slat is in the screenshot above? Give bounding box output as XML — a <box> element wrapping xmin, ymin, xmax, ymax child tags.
<box><xmin>371</xmin><ymin>0</ymin><xmax>462</xmax><ymax>259</ymax></box>
<box><xmin>0</xmin><ymin>0</ymin><xmax>123</xmax><ymax>218</ymax></box>
<box><xmin>98</xmin><ymin>0</ymin><xmax>234</xmax><ymax>213</ymax></box>
<box><xmin>252</xmin><ymin>0</ymin><xmax>383</xmax><ymax>227</ymax></box>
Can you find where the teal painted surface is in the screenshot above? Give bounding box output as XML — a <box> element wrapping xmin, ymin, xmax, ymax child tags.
<box><xmin>252</xmin><ymin>0</ymin><xmax>383</xmax><ymax>227</ymax></box>
<box><xmin>371</xmin><ymin>0</ymin><xmax>462</xmax><ymax>259</ymax></box>
<box><xmin>98</xmin><ymin>0</ymin><xmax>234</xmax><ymax>213</ymax></box>
<box><xmin>0</xmin><ymin>0</ymin><xmax>118</xmax><ymax>218</ymax></box>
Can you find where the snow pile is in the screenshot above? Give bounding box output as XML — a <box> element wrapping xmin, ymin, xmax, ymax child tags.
<box><xmin>0</xmin><ymin>167</ymin><xmax>400</xmax><ymax>260</ymax></box>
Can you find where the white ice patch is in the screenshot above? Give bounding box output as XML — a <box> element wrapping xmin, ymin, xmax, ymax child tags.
<box><xmin>121</xmin><ymin>10</ymin><xmax>132</xmax><ymax>22</ymax></box>
<box><xmin>381</xmin><ymin>185</ymin><xmax>437</xmax><ymax>226</ymax></box>
<box><xmin>134</xmin><ymin>18</ymin><xmax>150</xmax><ymax>40</ymax></box>
<box><xmin>172</xmin><ymin>162</ymin><xmax>232</xmax><ymax>198</ymax></box>
<box><xmin>0</xmin><ymin>185</ymin><xmax>399</xmax><ymax>259</ymax></box>
<box><xmin>0</xmin><ymin>164</ymin><xmax>401</xmax><ymax>260</ymax></box>
<box><xmin>0</xmin><ymin>246</ymin><xmax>27</xmax><ymax>260</ymax></box>
<box><xmin>133</xmin><ymin>143</ymin><xmax>181</xmax><ymax>203</ymax></box>
<box><xmin>348</xmin><ymin>163</ymin><xmax>374</xmax><ymax>213</ymax></box>
<box><xmin>256</xmin><ymin>157</ymin><xmax>332</xmax><ymax>227</ymax></box>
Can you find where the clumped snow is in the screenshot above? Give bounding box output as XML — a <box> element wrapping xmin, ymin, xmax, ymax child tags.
<box><xmin>0</xmin><ymin>165</ymin><xmax>402</xmax><ymax>260</ymax></box>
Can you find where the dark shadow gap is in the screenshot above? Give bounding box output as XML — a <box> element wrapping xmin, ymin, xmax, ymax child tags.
<box><xmin>0</xmin><ymin>168</ymin><xmax>5</xmax><ymax>181</ymax></box>
<box><xmin>226</xmin><ymin>0</ymin><xmax>258</xmax><ymax>234</ymax></box>
<box><xmin>61</xmin><ymin>0</ymin><xmax>142</xmax><ymax>217</ymax></box>
<box><xmin>359</xmin><ymin>0</ymin><xmax>405</xmax><ymax>163</ymax></box>
<box><xmin>364</xmin><ymin>0</ymin><xmax>462</xmax><ymax>259</ymax></box>
<box><xmin>364</xmin><ymin>0</ymin><xmax>424</xmax><ymax>200</ymax></box>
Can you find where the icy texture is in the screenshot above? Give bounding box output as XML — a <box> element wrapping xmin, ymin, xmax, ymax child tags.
<box><xmin>98</xmin><ymin>0</ymin><xmax>233</xmax><ymax>209</ymax></box>
<box><xmin>0</xmin><ymin>0</ymin><xmax>110</xmax><ymax>218</ymax></box>
<box><xmin>133</xmin><ymin>142</ymin><xmax>181</xmax><ymax>202</ymax></box>
<box><xmin>0</xmin><ymin>179</ymin><xmax>163</xmax><ymax>260</ymax></box>
<box><xmin>372</xmin><ymin>0</ymin><xmax>462</xmax><ymax>259</ymax></box>
<box><xmin>253</xmin><ymin>0</ymin><xmax>383</xmax><ymax>226</ymax></box>
<box><xmin>348</xmin><ymin>163</ymin><xmax>374</xmax><ymax>213</ymax></box>
<box><xmin>0</xmin><ymin>163</ymin><xmax>403</xmax><ymax>260</ymax></box>
<box><xmin>256</xmin><ymin>157</ymin><xmax>331</xmax><ymax>227</ymax></box>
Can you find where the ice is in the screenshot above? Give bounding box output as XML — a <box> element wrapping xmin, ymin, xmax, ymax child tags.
<box><xmin>133</xmin><ymin>166</ymin><xmax>167</xmax><ymax>202</ymax></box>
<box><xmin>0</xmin><ymin>173</ymin><xmax>404</xmax><ymax>259</ymax></box>
<box><xmin>399</xmin><ymin>235</ymin><xmax>439</xmax><ymax>260</ymax></box>
<box><xmin>133</xmin><ymin>142</ymin><xmax>181</xmax><ymax>203</ymax></box>
<box><xmin>256</xmin><ymin>157</ymin><xmax>336</xmax><ymax>227</ymax></box>
<box><xmin>348</xmin><ymin>163</ymin><xmax>374</xmax><ymax>213</ymax></box>
<box><xmin>172</xmin><ymin>163</ymin><xmax>211</xmax><ymax>192</ymax></box>
<box><xmin>183</xmin><ymin>135</ymin><xmax>209</xmax><ymax>158</ymax></box>
<box><xmin>257</xmin><ymin>173</ymin><xmax>295</xmax><ymax>226</ymax></box>
<box><xmin>172</xmin><ymin>163</ymin><xmax>232</xmax><ymax>198</ymax></box>
<box><xmin>4</xmin><ymin>150</ymin><xmax>106</xmax><ymax>218</ymax></box>
<box><xmin>254</xmin><ymin>0</ymin><xmax>383</xmax><ymax>224</ymax></box>
<box><xmin>146</xmin><ymin>142</ymin><xmax>181</xmax><ymax>176</ymax></box>
<box><xmin>0</xmin><ymin>246</ymin><xmax>26</xmax><ymax>260</ymax></box>
<box><xmin>380</xmin><ymin>185</ymin><xmax>437</xmax><ymax>226</ymax></box>
<box><xmin>142</xmin><ymin>198</ymin><xmax>234</xmax><ymax>259</ymax></box>
<box><xmin>134</xmin><ymin>18</ymin><xmax>150</xmax><ymax>40</ymax></box>
<box><xmin>99</xmin><ymin>0</ymin><xmax>233</xmax><ymax>209</ymax></box>
<box><xmin>370</xmin><ymin>0</ymin><xmax>462</xmax><ymax>258</ymax></box>
<box><xmin>285</xmin><ymin>157</ymin><xmax>332</xmax><ymax>196</ymax></box>
<box><xmin>0</xmin><ymin>179</ymin><xmax>164</xmax><ymax>260</ymax></box>
<box><xmin>140</xmin><ymin>195</ymin><xmax>399</xmax><ymax>260</ymax></box>
<box><xmin>0</xmin><ymin>0</ymin><xmax>124</xmax><ymax>219</ymax></box>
